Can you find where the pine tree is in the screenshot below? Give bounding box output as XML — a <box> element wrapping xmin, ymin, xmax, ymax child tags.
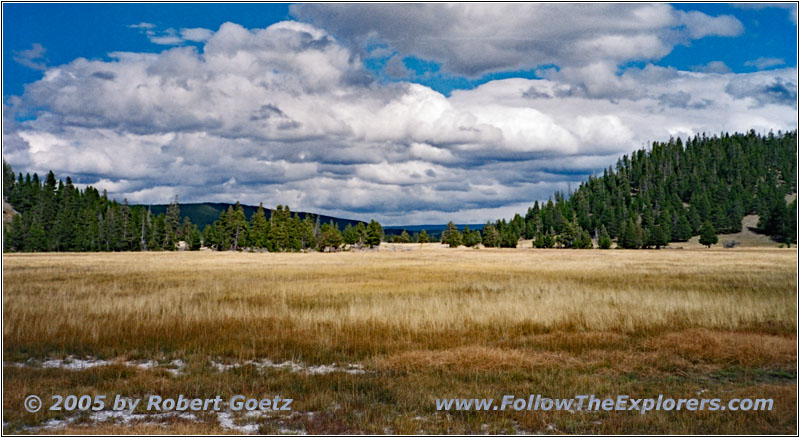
<box><xmin>418</xmin><ymin>229</ymin><xmax>429</xmax><ymax>243</ymax></box>
<box><xmin>574</xmin><ymin>228</ymin><xmax>593</xmax><ymax>249</ymax></box>
<box><xmin>318</xmin><ymin>222</ymin><xmax>344</xmax><ymax>251</ymax></box>
<box><xmin>620</xmin><ymin>218</ymin><xmax>640</xmax><ymax>249</ymax></box>
<box><xmin>354</xmin><ymin>222</ymin><xmax>367</xmax><ymax>246</ymax></box>
<box><xmin>441</xmin><ymin>221</ymin><xmax>462</xmax><ymax>248</ymax></box>
<box><xmin>342</xmin><ymin>224</ymin><xmax>357</xmax><ymax>245</ymax></box>
<box><xmin>672</xmin><ymin>213</ymin><xmax>693</xmax><ymax>242</ymax></box>
<box><xmin>250</xmin><ymin>203</ymin><xmax>269</xmax><ymax>248</ymax></box>
<box><xmin>365</xmin><ymin>220</ymin><xmax>383</xmax><ymax>247</ymax></box>
<box><xmin>165</xmin><ymin>195</ymin><xmax>181</xmax><ymax>249</ymax></box>
<box><xmin>481</xmin><ymin>223</ymin><xmax>499</xmax><ymax>247</ymax></box>
<box><xmin>699</xmin><ymin>221</ymin><xmax>718</xmax><ymax>248</ymax></box>
<box><xmin>648</xmin><ymin>224</ymin><xmax>668</xmax><ymax>249</ymax></box>
<box><xmin>398</xmin><ymin>229</ymin><xmax>411</xmax><ymax>243</ymax></box>
<box><xmin>300</xmin><ymin>215</ymin><xmax>316</xmax><ymax>250</ymax></box>
<box><xmin>5</xmin><ymin>214</ymin><xmax>25</xmax><ymax>251</ymax></box>
<box><xmin>597</xmin><ymin>225</ymin><xmax>612</xmax><ymax>249</ymax></box>
<box><xmin>27</xmin><ymin>220</ymin><xmax>47</xmax><ymax>252</ymax></box>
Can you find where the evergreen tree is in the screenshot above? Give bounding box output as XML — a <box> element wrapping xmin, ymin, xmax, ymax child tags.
<box><xmin>481</xmin><ymin>223</ymin><xmax>499</xmax><ymax>247</ymax></box>
<box><xmin>299</xmin><ymin>215</ymin><xmax>316</xmax><ymax>250</ymax></box>
<box><xmin>533</xmin><ymin>230</ymin><xmax>555</xmax><ymax>248</ymax></box>
<box><xmin>574</xmin><ymin>228</ymin><xmax>593</xmax><ymax>249</ymax></box>
<box><xmin>397</xmin><ymin>229</ymin><xmax>411</xmax><ymax>243</ymax></box>
<box><xmin>343</xmin><ymin>224</ymin><xmax>358</xmax><ymax>245</ymax></box>
<box><xmin>250</xmin><ymin>203</ymin><xmax>269</xmax><ymax>248</ymax></box>
<box><xmin>354</xmin><ymin>222</ymin><xmax>367</xmax><ymax>246</ymax></box>
<box><xmin>365</xmin><ymin>220</ymin><xmax>383</xmax><ymax>247</ymax></box>
<box><xmin>648</xmin><ymin>224</ymin><xmax>669</xmax><ymax>249</ymax></box>
<box><xmin>165</xmin><ymin>195</ymin><xmax>181</xmax><ymax>247</ymax></box>
<box><xmin>462</xmin><ymin>226</ymin><xmax>481</xmax><ymax>247</ymax></box>
<box><xmin>620</xmin><ymin>219</ymin><xmax>640</xmax><ymax>249</ymax></box>
<box><xmin>418</xmin><ymin>229</ymin><xmax>429</xmax><ymax>243</ymax></box>
<box><xmin>672</xmin><ymin>213</ymin><xmax>693</xmax><ymax>242</ymax></box>
<box><xmin>318</xmin><ymin>222</ymin><xmax>344</xmax><ymax>251</ymax></box>
<box><xmin>597</xmin><ymin>225</ymin><xmax>612</xmax><ymax>249</ymax></box>
<box><xmin>27</xmin><ymin>220</ymin><xmax>48</xmax><ymax>252</ymax></box>
<box><xmin>5</xmin><ymin>214</ymin><xmax>25</xmax><ymax>251</ymax></box>
<box><xmin>441</xmin><ymin>221</ymin><xmax>462</xmax><ymax>247</ymax></box>
<box><xmin>188</xmin><ymin>224</ymin><xmax>202</xmax><ymax>250</ymax></box>
<box><xmin>699</xmin><ymin>221</ymin><xmax>718</xmax><ymax>248</ymax></box>
<box><xmin>201</xmin><ymin>225</ymin><xmax>214</xmax><ymax>248</ymax></box>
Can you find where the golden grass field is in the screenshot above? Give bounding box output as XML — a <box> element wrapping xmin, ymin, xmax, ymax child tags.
<box><xmin>3</xmin><ymin>247</ymin><xmax>797</xmax><ymax>434</ymax></box>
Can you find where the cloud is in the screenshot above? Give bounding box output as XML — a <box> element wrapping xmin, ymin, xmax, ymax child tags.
<box><xmin>13</xmin><ymin>43</ymin><xmax>47</xmax><ymax>70</ymax></box>
<box><xmin>129</xmin><ymin>22</ymin><xmax>156</xmax><ymax>29</ymax></box>
<box><xmin>180</xmin><ymin>27</ymin><xmax>214</xmax><ymax>42</ymax></box>
<box><xmin>131</xmin><ymin>23</ymin><xmax>212</xmax><ymax>45</ymax></box>
<box><xmin>383</xmin><ymin>54</ymin><xmax>411</xmax><ymax>79</ymax></box>
<box><xmin>677</xmin><ymin>10</ymin><xmax>743</xmax><ymax>39</ymax></box>
<box><xmin>745</xmin><ymin>57</ymin><xmax>786</xmax><ymax>70</ymax></box>
<box><xmin>725</xmin><ymin>75</ymin><xmax>798</xmax><ymax>107</ymax></box>
<box><xmin>291</xmin><ymin>4</ymin><xmax>744</xmax><ymax>77</ymax></box>
<box><xmin>90</xmin><ymin>71</ymin><xmax>116</xmax><ymax>81</ymax></box>
<box><xmin>692</xmin><ymin>61</ymin><xmax>732</xmax><ymax>74</ymax></box>
<box><xmin>5</xmin><ymin>19</ymin><xmax>797</xmax><ymax>225</ymax></box>
<box><xmin>147</xmin><ymin>28</ymin><xmax>183</xmax><ymax>45</ymax></box>
<box><xmin>731</xmin><ymin>3</ymin><xmax>797</xmax><ymax>25</ymax></box>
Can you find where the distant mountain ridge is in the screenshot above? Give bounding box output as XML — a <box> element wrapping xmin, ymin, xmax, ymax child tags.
<box><xmin>144</xmin><ymin>202</ymin><xmax>483</xmax><ymax>236</ymax></box>
<box><xmin>144</xmin><ymin>202</ymin><xmax>365</xmax><ymax>230</ymax></box>
<box><xmin>383</xmin><ymin>224</ymin><xmax>485</xmax><ymax>237</ymax></box>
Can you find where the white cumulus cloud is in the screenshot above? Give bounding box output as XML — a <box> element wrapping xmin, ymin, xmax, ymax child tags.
<box><xmin>4</xmin><ymin>16</ymin><xmax>797</xmax><ymax>225</ymax></box>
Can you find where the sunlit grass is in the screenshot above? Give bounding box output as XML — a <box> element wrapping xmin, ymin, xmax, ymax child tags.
<box><xmin>3</xmin><ymin>247</ymin><xmax>796</xmax><ymax>434</ymax></box>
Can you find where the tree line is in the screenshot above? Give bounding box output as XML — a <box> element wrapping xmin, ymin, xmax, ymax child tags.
<box><xmin>200</xmin><ymin>202</ymin><xmax>384</xmax><ymax>251</ymax></box>
<box><xmin>2</xmin><ymin>161</ymin><xmax>384</xmax><ymax>252</ymax></box>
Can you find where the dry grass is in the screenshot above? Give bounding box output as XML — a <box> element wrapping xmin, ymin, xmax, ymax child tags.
<box><xmin>3</xmin><ymin>248</ymin><xmax>797</xmax><ymax>434</ymax></box>
<box><xmin>680</xmin><ymin>215</ymin><xmax>785</xmax><ymax>248</ymax></box>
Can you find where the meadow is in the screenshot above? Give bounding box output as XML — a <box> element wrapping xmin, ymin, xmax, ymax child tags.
<box><xmin>3</xmin><ymin>247</ymin><xmax>797</xmax><ymax>434</ymax></box>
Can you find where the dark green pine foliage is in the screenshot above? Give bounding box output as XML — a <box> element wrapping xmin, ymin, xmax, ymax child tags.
<box><xmin>462</xmin><ymin>225</ymin><xmax>482</xmax><ymax>247</ymax></box>
<box><xmin>481</xmin><ymin>223</ymin><xmax>499</xmax><ymax>247</ymax></box>
<box><xmin>365</xmin><ymin>220</ymin><xmax>383</xmax><ymax>248</ymax></box>
<box><xmin>441</xmin><ymin>221</ymin><xmax>462</xmax><ymax>247</ymax></box>
<box><xmin>2</xmin><ymin>162</ymin><xmax>200</xmax><ymax>252</ymax></box>
<box><xmin>494</xmin><ymin>130</ymin><xmax>797</xmax><ymax>249</ymax></box>
<box><xmin>318</xmin><ymin>221</ymin><xmax>344</xmax><ymax>250</ymax></box>
<box><xmin>2</xmin><ymin>162</ymin><xmax>385</xmax><ymax>253</ymax></box>
<box><xmin>699</xmin><ymin>221</ymin><xmax>719</xmax><ymax>248</ymax></box>
<box><xmin>200</xmin><ymin>204</ymin><xmax>380</xmax><ymax>252</ymax></box>
<box><xmin>597</xmin><ymin>225</ymin><xmax>612</xmax><ymax>249</ymax></box>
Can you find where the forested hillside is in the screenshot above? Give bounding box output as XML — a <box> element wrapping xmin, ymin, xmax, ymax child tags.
<box><xmin>483</xmin><ymin>130</ymin><xmax>797</xmax><ymax>248</ymax></box>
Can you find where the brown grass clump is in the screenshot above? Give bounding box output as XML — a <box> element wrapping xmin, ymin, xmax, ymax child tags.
<box><xmin>373</xmin><ymin>346</ymin><xmax>575</xmax><ymax>373</ymax></box>
<box><xmin>646</xmin><ymin>329</ymin><xmax>797</xmax><ymax>367</ymax></box>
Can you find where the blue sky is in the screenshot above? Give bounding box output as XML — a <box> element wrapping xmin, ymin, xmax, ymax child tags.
<box><xmin>4</xmin><ymin>3</ymin><xmax>796</xmax><ymax>97</ymax></box>
<box><xmin>3</xmin><ymin>3</ymin><xmax>797</xmax><ymax>224</ymax></box>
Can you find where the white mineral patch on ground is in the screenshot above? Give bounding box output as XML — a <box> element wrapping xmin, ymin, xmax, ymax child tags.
<box><xmin>216</xmin><ymin>411</ymin><xmax>260</xmax><ymax>434</ymax></box>
<box><xmin>4</xmin><ymin>356</ymin><xmax>188</xmax><ymax>375</ymax></box>
<box><xmin>5</xmin><ymin>356</ymin><xmax>366</xmax><ymax>376</ymax></box>
<box><xmin>209</xmin><ymin>358</ymin><xmax>367</xmax><ymax>375</ymax></box>
<box><xmin>17</xmin><ymin>409</ymin><xmax>307</xmax><ymax>435</ymax></box>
